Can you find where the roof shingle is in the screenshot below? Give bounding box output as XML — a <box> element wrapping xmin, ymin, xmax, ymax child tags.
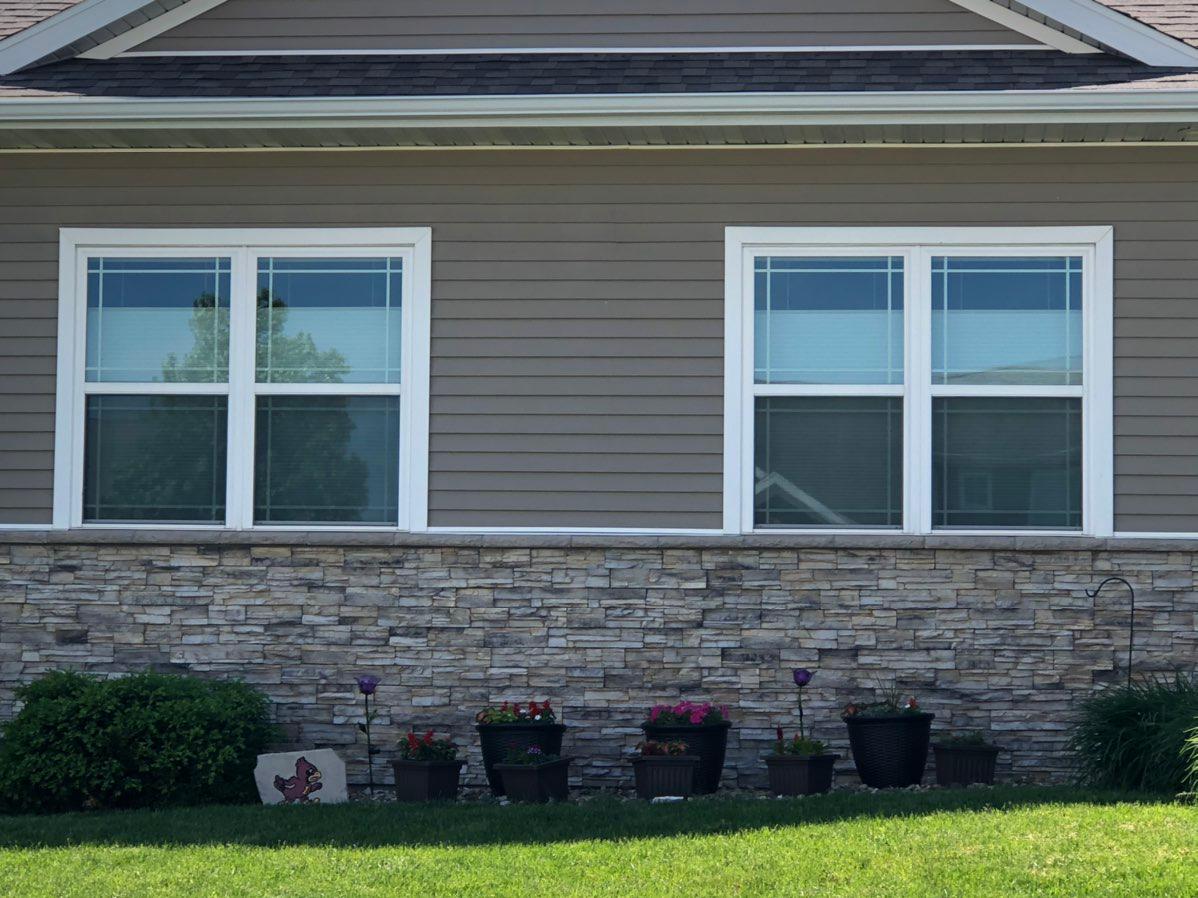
<box><xmin>1093</xmin><ymin>1</ymin><xmax>1198</xmax><ymax>47</ymax></box>
<box><xmin>0</xmin><ymin>1</ymin><xmax>82</xmax><ymax>40</ymax></box>
<box><xmin>1</xmin><ymin>50</ymin><xmax>1196</xmax><ymax>99</ymax></box>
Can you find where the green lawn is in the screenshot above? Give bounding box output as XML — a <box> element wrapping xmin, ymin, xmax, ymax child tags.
<box><xmin>0</xmin><ymin>787</ymin><xmax>1194</xmax><ymax>897</ymax></box>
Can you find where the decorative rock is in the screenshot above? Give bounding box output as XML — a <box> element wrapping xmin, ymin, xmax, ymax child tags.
<box><xmin>255</xmin><ymin>749</ymin><xmax>347</xmax><ymax>805</ymax></box>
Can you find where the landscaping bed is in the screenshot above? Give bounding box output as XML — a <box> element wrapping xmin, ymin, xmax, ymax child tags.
<box><xmin>1</xmin><ymin>787</ymin><xmax>1195</xmax><ymax>897</ymax></box>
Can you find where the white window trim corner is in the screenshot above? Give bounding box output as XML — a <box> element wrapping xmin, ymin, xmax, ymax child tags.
<box><xmin>52</xmin><ymin>227</ymin><xmax>432</xmax><ymax>532</ymax></box>
<box><xmin>723</xmin><ymin>225</ymin><xmax>1114</xmax><ymax>538</ymax></box>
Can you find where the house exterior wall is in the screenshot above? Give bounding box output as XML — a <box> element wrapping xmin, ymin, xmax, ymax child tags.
<box><xmin>131</xmin><ymin>0</ymin><xmax>1037</xmax><ymax>53</ymax></box>
<box><xmin>1</xmin><ymin>534</ymin><xmax>1193</xmax><ymax>788</ymax></box>
<box><xmin>1</xmin><ymin>145</ymin><xmax>1196</xmax><ymax>533</ymax></box>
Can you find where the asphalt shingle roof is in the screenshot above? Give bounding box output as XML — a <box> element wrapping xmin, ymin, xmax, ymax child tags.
<box><xmin>0</xmin><ymin>1</ymin><xmax>82</xmax><ymax>40</ymax></box>
<box><xmin>1</xmin><ymin>50</ymin><xmax>1197</xmax><ymax>99</ymax></box>
<box><xmin>1093</xmin><ymin>1</ymin><xmax>1198</xmax><ymax>48</ymax></box>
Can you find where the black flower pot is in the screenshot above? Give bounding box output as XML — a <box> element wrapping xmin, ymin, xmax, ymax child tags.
<box><xmin>476</xmin><ymin>723</ymin><xmax>566</xmax><ymax>795</ymax></box>
<box><xmin>765</xmin><ymin>754</ymin><xmax>838</xmax><ymax>796</ymax></box>
<box><xmin>391</xmin><ymin>759</ymin><xmax>465</xmax><ymax>802</ymax></box>
<box><xmin>933</xmin><ymin>743</ymin><xmax>1000</xmax><ymax>786</ymax></box>
<box><xmin>640</xmin><ymin>721</ymin><xmax>730</xmax><ymax>794</ymax></box>
<box><xmin>494</xmin><ymin>758</ymin><xmax>571</xmax><ymax>803</ymax></box>
<box><xmin>631</xmin><ymin>755</ymin><xmax>700</xmax><ymax>799</ymax></box>
<box><xmin>844</xmin><ymin>713</ymin><xmax>934</xmax><ymax>788</ymax></box>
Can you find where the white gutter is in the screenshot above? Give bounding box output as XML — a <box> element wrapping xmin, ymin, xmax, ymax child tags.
<box><xmin>2</xmin><ymin>90</ymin><xmax>1198</xmax><ymax>132</ymax></box>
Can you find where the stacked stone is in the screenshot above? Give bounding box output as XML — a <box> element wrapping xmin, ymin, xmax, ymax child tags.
<box><xmin>1</xmin><ymin>537</ymin><xmax>1195</xmax><ymax>789</ymax></box>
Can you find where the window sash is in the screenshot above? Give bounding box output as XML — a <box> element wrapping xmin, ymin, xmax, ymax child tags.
<box><xmin>729</xmin><ymin>230</ymin><xmax>1110</xmax><ymax>537</ymax></box>
<box><xmin>57</xmin><ymin>230</ymin><xmax>430</xmax><ymax>532</ymax></box>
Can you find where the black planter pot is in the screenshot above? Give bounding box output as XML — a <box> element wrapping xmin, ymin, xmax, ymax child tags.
<box><xmin>476</xmin><ymin>723</ymin><xmax>567</xmax><ymax>795</ymax></box>
<box><xmin>933</xmin><ymin>744</ymin><xmax>1000</xmax><ymax>786</ymax></box>
<box><xmin>494</xmin><ymin>758</ymin><xmax>571</xmax><ymax>803</ymax></box>
<box><xmin>391</xmin><ymin>759</ymin><xmax>465</xmax><ymax>802</ymax></box>
<box><xmin>765</xmin><ymin>754</ymin><xmax>838</xmax><ymax>796</ymax></box>
<box><xmin>844</xmin><ymin>713</ymin><xmax>934</xmax><ymax>788</ymax></box>
<box><xmin>640</xmin><ymin>721</ymin><xmax>731</xmax><ymax>794</ymax></box>
<box><xmin>631</xmin><ymin>755</ymin><xmax>700</xmax><ymax>799</ymax></box>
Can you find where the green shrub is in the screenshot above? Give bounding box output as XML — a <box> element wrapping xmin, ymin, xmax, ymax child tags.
<box><xmin>1069</xmin><ymin>674</ymin><xmax>1198</xmax><ymax>794</ymax></box>
<box><xmin>0</xmin><ymin>671</ymin><xmax>277</xmax><ymax>813</ymax></box>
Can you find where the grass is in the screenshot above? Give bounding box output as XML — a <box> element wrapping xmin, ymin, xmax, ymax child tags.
<box><xmin>0</xmin><ymin>787</ymin><xmax>1195</xmax><ymax>897</ymax></box>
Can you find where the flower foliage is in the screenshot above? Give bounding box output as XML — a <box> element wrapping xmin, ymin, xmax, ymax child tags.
<box><xmin>636</xmin><ymin>740</ymin><xmax>689</xmax><ymax>757</ymax></box>
<box><xmin>774</xmin><ymin>727</ymin><xmax>828</xmax><ymax>757</ymax></box>
<box><xmin>503</xmin><ymin>745</ymin><xmax>560</xmax><ymax>765</ymax></box>
<box><xmin>644</xmin><ymin>701</ymin><xmax>730</xmax><ymax>727</ymax></box>
<box><xmin>398</xmin><ymin>730</ymin><xmax>458</xmax><ymax>762</ymax></box>
<box><xmin>475</xmin><ymin>700</ymin><xmax>557</xmax><ymax>725</ymax></box>
<box><xmin>842</xmin><ymin>696</ymin><xmax>922</xmax><ymax>719</ymax></box>
<box><xmin>936</xmin><ymin>731</ymin><xmax>994</xmax><ymax>749</ymax></box>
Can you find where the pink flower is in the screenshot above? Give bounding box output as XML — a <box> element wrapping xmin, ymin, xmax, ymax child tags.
<box><xmin>689</xmin><ymin>711</ymin><xmax>704</xmax><ymax>724</ymax></box>
<box><xmin>650</xmin><ymin>707</ymin><xmax>661</xmax><ymax>722</ymax></box>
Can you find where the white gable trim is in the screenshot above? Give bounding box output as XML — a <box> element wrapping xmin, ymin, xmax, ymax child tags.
<box><xmin>953</xmin><ymin>0</ymin><xmax>1198</xmax><ymax>65</ymax></box>
<box><xmin>80</xmin><ymin>0</ymin><xmax>227</xmax><ymax>59</ymax></box>
<box><xmin>0</xmin><ymin>0</ymin><xmax>150</xmax><ymax>73</ymax></box>
<box><xmin>951</xmin><ymin>0</ymin><xmax>1098</xmax><ymax>53</ymax></box>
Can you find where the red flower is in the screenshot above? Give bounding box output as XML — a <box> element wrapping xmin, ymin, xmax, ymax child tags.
<box><xmin>407</xmin><ymin>732</ymin><xmax>419</xmax><ymax>750</ymax></box>
<box><xmin>423</xmin><ymin>730</ymin><xmax>434</xmax><ymax>745</ymax></box>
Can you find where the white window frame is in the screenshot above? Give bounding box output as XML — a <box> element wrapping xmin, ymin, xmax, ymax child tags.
<box><xmin>724</xmin><ymin>226</ymin><xmax>1114</xmax><ymax>537</ymax></box>
<box><xmin>53</xmin><ymin>227</ymin><xmax>432</xmax><ymax>532</ymax></box>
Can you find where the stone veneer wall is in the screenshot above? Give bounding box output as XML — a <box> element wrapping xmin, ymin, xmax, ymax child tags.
<box><xmin>1</xmin><ymin>536</ymin><xmax>1196</xmax><ymax>789</ymax></box>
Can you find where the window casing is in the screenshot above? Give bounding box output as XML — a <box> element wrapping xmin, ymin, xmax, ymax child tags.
<box><xmin>54</xmin><ymin>229</ymin><xmax>431</xmax><ymax>531</ymax></box>
<box><xmin>724</xmin><ymin>227</ymin><xmax>1113</xmax><ymax>537</ymax></box>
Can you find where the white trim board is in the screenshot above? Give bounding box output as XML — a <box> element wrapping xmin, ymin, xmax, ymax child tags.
<box><xmin>81</xmin><ymin>0</ymin><xmax>226</xmax><ymax>59</ymax></box>
<box><xmin>950</xmin><ymin>0</ymin><xmax>1097</xmax><ymax>53</ymax></box>
<box><xmin>53</xmin><ymin>227</ymin><xmax>432</xmax><ymax>532</ymax></box>
<box><xmin>0</xmin><ymin>0</ymin><xmax>157</xmax><ymax>74</ymax></box>
<box><xmin>115</xmin><ymin>44</ymin><xmax>1056</xmax><ymax>58</ymax></box>
<box><xmin>723</xmin><ymin>225</ymin><xmax>1114</xmax><ymax>538</ymax></box>
<box><xmin>1026</xmin><ymin>0</ymin><xmax>1198</xmax><ymax>66</ymax></box>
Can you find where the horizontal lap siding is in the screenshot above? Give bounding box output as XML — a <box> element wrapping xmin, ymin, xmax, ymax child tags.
<box><xmin>133</xmin><ymin>0</ymin><xmax>1034</xmax><ymax>52</ymax></box>
<box><xmin>0</xmin><ymin>146</ymin><xmax>1195</xmax><ymax>531</ymax></box>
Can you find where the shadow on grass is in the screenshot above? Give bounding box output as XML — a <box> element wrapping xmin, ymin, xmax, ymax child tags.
<box><xmin>0</xmin><ymin>786</ymin><xmax>1170</xmax><ymax>850</ymax></box>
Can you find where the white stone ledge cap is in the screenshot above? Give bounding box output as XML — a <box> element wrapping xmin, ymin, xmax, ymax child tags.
<box><xmin>1</xmin><ymin>529</ymin><xmax>1196</xmax><ymax>552</ymax></box>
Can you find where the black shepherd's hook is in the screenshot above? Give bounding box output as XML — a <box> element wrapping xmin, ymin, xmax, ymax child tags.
<box><xmin>1085</xmin><ymin>576</ymin><xmax>1136</xmax><ymax>687</ymax></box>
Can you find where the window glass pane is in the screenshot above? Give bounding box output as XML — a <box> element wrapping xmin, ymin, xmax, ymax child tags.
<box><xmin>254</xmin><ymin>396</ymin><xmax>400</xmax><ymax>525</ymax></box>
<box><xmin>256</xmin><ymin>257</ymin><xmax>403</xmax><ymax>384</ymax></box>
<box><xmin>754</xmin><ymin>256</ymin><xmax>904</xmax><ymax>385</ymax></box>
<box><xmin>933</xmin><ymin>397</ymin><xmax>1082</xmax><ymax>529</ymax></box>
<box><xmin>83</xmin><ymin>395</ymin><xmax>227</xmax><ymax>523</ymax></box>
<box><xmin>932</xmin><ymin>256</ymin><xmax>1083</xmax><ymax>385</ymax></box>
<box><xmin>755</xmin><ymin>397</ymin><xmax>903</xmax><ymax>528</ymax></box>
<box><xmin>86</xmin><ymin>257</ymin><xmax>230</xmax><ymax>383</ymax></box>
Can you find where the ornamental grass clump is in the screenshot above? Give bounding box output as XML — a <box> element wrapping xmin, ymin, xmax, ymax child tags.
<box><xmin>1070</xmin><ymin>674</ymin><xmax>1198</xmax><ymax>794</ymax></box>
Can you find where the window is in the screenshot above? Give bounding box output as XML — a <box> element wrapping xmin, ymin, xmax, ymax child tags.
<box><xmin>725</xmin><ymin>228</ymin><xmax>1113</xmax><ymax>536</ymax></box>
<box><xmin>55</xmin><ymin>229</ymin><xmax>431</xmax><ymax>530</ymax></box>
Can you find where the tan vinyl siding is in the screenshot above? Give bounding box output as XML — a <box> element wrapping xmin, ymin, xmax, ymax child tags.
<box><xmin>0</xmin><ymin>146</ymin><xmax>1196</xmax><ymax>531</ymax></box>
<box><xmin>132</xmin><ymin>0</ymin><xmax>1038</xmax><ymax>53</ymax></box>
